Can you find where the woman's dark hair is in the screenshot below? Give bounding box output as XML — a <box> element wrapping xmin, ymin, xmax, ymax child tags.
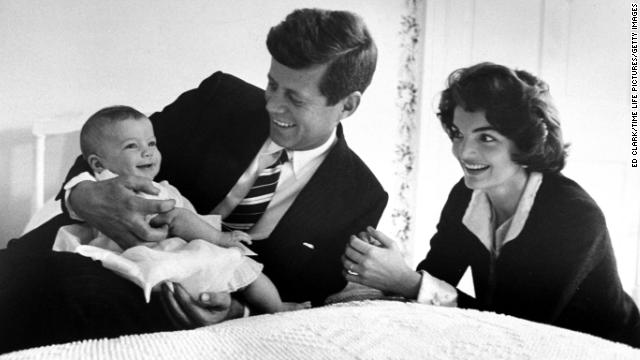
<box><xmin>437</xmin><ymin>62</ymin><xmax>568</xmax><ymax>173</ymax></box>
<box><xmin>266</xmin><ymin>8</ymin><xmax>377</xmax><ymax>106</ymax></box>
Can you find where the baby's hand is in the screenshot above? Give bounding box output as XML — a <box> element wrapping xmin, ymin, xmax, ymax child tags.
<box><xmin>216</xmin><ymin>230</ymin><xmax>252</xmax><ymax>247</ymax></box>
<box><xmin>230</xmin><ymin>230</ymin><xmax>252</xmax><ymax>245</ymax></box>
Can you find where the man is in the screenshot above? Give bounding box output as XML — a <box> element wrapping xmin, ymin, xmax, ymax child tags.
<box><xmin>0</xmin><ymin>8</ymin><xmax>387</xmax><ymax>352</ymax></box>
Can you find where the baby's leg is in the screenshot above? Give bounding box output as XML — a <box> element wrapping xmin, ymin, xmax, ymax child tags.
<box><xmin>279</xmin><ymin>300</ymin><xmax>312</xmax><ymax>312</ymax></box>
<box><xmin>242</xmin><ymin>274</ymin><xmax>310</xmax><ymax>314</ymax></box>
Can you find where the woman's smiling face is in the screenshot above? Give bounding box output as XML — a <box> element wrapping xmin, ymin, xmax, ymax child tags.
<box><xmin>448</xmin><ymin>106</ymin><xmax>525</xmax><ymax>193</ymax></box>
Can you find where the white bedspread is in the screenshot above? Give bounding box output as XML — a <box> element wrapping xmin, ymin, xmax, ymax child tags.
<box><xmin>2</xmin><ymin>300</ymin><xmax>638</xmax><ymax>359</ymax></box>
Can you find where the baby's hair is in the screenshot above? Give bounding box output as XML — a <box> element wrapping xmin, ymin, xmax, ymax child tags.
<box><xmin>80</xmin><ymin>105</ymin><xmax>147</xmax><ymax>159</ymax></box>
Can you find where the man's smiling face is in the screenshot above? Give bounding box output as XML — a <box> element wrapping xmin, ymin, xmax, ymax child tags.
<box><xmin>264</xmin><ymin>58</ymin><xmax>346</xmax><ymax>151</ymax></box>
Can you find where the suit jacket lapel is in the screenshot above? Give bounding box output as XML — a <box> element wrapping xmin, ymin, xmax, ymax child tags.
<box><xmin>270</xmin><ymin>124</ymin><xmax>351</xmax><ymax>242</ymax></box>
<box><xmin>193</xmin><ymin>104</ymin><xmax>270</xmax><ymax>211</ymax></box>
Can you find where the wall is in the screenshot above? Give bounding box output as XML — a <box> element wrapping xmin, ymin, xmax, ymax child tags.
<box><xmin>0</xmin><ymin>0</ymin><xmax>406</xmax><ymax>247</ymax></box>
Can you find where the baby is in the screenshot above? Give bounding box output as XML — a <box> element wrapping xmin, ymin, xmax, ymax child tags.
<box><xmin>53</xmin><ymin>105</ymin><xmax>308</xmax><ymax>314</ymax></box>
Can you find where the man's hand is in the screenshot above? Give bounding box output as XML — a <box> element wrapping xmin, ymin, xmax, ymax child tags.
<box><xmin>159</xmin><ymin>283</ymin><xmax>244</xmax><ymax>329</ymax></box>
<box><xmin>68</xmin><ymin>175</ymin><xmax>175</xmax><ymax>249</ymax></box>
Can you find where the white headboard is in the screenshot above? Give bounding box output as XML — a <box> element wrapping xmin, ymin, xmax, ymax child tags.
<box><xmin>26</xmin><ymin>111</ymin><xmax>150</xmax><ymax>234</ymax></box>
<box><xmin>31</xmin><ymin>115</ymin><xmax>85</xmax><ymax>214</ymax></box>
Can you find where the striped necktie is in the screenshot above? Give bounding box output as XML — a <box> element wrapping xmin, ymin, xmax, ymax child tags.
<box><xmin>222</xmin><ymin>150</ymin><xmax>288</xmax><ymax>231</ymax></box>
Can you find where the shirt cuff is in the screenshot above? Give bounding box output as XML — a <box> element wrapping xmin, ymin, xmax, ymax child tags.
<box><xmin>415</xmin><ymin>270</ymin><xmax>458</xmax><ymax>307</ymax></box>
<box><xmin>63</xmin><ymin>171</ymin><xmax>97</xmax><ymax>221</ymax></box>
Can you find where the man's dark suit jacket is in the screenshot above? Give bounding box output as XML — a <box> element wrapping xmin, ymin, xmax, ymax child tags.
<box><xmin>25</xmin><ymin>71</ymin><xmax>388</xmax><ymax>306</ymax></box>
<box><xmin>0</xmin><ymin>72</ymin><xmax>387</xmax><ymax>353</ymax></box>
<box><xmin>148</xmin><ymin>71</ymin><xmax>388</xmax><ymax>304</ymax></box>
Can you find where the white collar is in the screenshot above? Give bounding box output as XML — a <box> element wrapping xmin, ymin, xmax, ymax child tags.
<box><xmin>462</xmin><ymin>172</ymin><xmax>543</xmax><ymax>252</ymax></box>
<box><xmin>262</xmin><ymin>129</ymin><xmax>337</xmax><ymax>178</ymax></box>
<box><xmin>94</xmin><ymin>169</ymin><xmax>118</xmax><ymax>181</ymax></box>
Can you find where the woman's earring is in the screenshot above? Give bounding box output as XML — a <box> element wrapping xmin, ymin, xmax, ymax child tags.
<box><xmin>541</xmin><ymin>122</ymin><xmax>549</xmax><ymax>143</ymax></box>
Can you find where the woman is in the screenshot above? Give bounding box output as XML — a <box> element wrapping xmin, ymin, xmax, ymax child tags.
<box><xmin>343</xmin><ymin>62</ymin><xmax>640</xmax><ymax>347</ymax></box>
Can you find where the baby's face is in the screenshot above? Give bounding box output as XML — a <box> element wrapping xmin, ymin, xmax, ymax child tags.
<box><xmin>98</xmin><ymin>117</ymin><xmax>161</xmax><ymax>180</ymax></box>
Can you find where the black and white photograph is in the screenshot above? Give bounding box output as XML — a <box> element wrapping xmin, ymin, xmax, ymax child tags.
<box><xmin>0</xmin><ymin>0</ymin><xmax>639</xmax><ymax>358</ymax></box>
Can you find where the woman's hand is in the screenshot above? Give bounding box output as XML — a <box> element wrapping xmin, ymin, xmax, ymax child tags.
<box><xmin>342</xmin><ymin>227</ymin><xmax>422</xmax><ymax>299</ymax></box>
<box><xmin>159</xmin><ymin>283</ymin><xmax>244</xmax><ymax>329</ymax></box>
<box><xmin>68</xmin><ymin>176</ymin><xmax>175</xmax><ymax>249</ymax></box>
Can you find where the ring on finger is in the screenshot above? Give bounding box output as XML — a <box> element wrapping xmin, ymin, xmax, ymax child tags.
<box><xmin>347</xmin><ymin>264</ymin><xmax>359</xmax><ymax>276</ymax></box>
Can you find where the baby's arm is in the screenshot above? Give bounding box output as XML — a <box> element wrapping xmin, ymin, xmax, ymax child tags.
<box><xmin>150</xmin><ymin>208</ymin><xmax>250</xmax><ymax>247</ymax></box>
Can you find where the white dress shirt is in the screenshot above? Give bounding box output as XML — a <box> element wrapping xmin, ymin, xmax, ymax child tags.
<box><xmin>213</xmin><ymin>130</ymin><xmax>337</xmax><ymax>240</ymax></box>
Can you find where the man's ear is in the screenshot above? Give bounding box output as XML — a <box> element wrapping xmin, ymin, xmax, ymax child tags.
<box><xmin>87</xmin><ymin>154</ymin><xmax>105</xmax><ymax>174</ymax></box>
<box><xmin>339</xmin><ymin>91</ymin><xmax>362</xmax><ymax>120</ymax></box>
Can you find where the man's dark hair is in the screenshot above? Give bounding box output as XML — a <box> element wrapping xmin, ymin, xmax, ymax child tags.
<box><xmin>266</xmin><ymin>8</ymin><xmax>377</xmax><ymax>105</ymax></box>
